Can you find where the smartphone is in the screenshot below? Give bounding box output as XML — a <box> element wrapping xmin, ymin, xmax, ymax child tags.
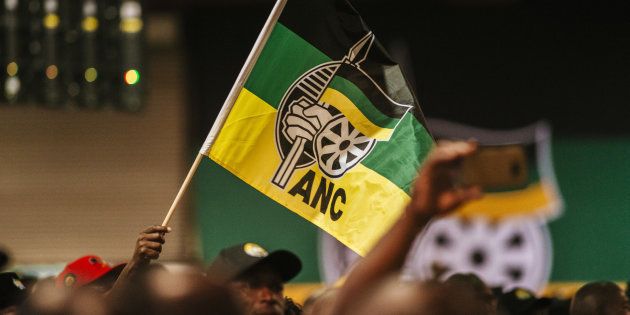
<box><xmin>458</xmin><ymin>144</ymin><xmax>528</xmax><ymax>190</ymax></box>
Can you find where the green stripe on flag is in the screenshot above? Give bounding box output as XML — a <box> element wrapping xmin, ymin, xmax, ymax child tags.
<box><xmin>328</xmin><ymin>76</ymin><xmax>400</xmax><ymax>130</ymax></box>
<box><xmin>363</xmin><ymin>115</ymin><xmax>435</xmax><ymax>194</ymax></box>
<box><xmin>244</xmin><ymin>23</ymin><xmax>331</xmax><ymax>108</ymax></box>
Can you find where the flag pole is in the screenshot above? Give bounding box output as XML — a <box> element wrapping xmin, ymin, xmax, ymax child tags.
<box><xmin>161</xmin><ymin>0</ymin><xmax>288</xmax><ymax>227</ymax></box>
<box><xmin>162</xmin><ymin>154</ymin><xmax>203</xmax><ymax>226</ymax></box>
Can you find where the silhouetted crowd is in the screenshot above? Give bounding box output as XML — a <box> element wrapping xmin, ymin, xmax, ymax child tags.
<box><xmin>2</xmin><ymin>141</ymin><xmax>628</xmax><ymax>315</ymax></box>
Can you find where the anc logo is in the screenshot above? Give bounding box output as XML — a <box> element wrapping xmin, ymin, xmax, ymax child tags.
<box><xmin>271</xmin><ymin>32</ymin><xmax>412</xmax><ymax>188</ymax></box>
<box><xmin>64</xmin><ymin>273</ymin><xmax>77</xmax><ymax>287</ymax></box>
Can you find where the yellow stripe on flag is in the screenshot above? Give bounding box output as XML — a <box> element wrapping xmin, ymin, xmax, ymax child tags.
<box><xmin>320</xmin><ymin>88</ymin><xmax>394</xmax><ymax>141</ymax></box>
<box><xmin>455</xmin><ymin>181</ymin><xmax>560</xmax><ymax>220</ymax></box>
<box><xmin>208</xmin><ymin>87</ymin><xmax>409</xmax><ymax>255</ymax></box>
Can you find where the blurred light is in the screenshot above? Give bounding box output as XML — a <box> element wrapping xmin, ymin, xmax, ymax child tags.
<box><xmin>44</xmin><ymin>0</ymin><xmax>58</xmax><ymax>13</ymax></box>
<box><xmin>43</xmin><ymin>13</ymin><xmax>59</xmax><ymax>29</ymax></box>
<box><xmin>46</xmin><ymin>65</ymin><xmax>58</xmax><ymax>79</ymax></box>
<box><xmin>120</xmin><ymin>1</ymin><xmax>141</xmax><ymax>19</ymax></box>
<box><xmin>82</xmin><ymin>17</ymin><xmax>98</xmax><ymax>32</ymax></box>
<box><xmin>124</xmin><ymin>69</ymin><xmax>139</xmax><ymax>85</ymax></box>
<box><xmin>120</xmin><ymin>18</ymin><xmax>142</xmax><ymax>33</ymax></box>
<box><xmin>6</xmin><ymin>62</ymin><xmax>18</xmax><ymax>76</ymax></box>
<box><xmin>5</xmin><ymin>0</ymin><xmax>18</xmax><ymax>11</ymax></box>
<box><xmin>5</xmin><ymin>77</ymin><xmax>20</xmax><ymax>96</ymax></box>
<box><xmin>84</xmin><ymin>67</ymin><xmax>97</xmax><ymax>82</ymax></box>
<box><xmin>83</xmin><ymin>0</ymin><xmax>96</xmax><ymax>16</ymax></box>
<box><xmin>120</xmin><ymin>1</ymin><xmax>142</xmax><ymax>33</ymax></box>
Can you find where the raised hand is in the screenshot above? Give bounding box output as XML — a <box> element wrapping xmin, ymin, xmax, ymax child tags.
<box><xmin>107</xmin><ymin>225</ymin><xmax>171</xmax><ymax>296</ymax></box>
<box><xmin>132</xmin><ymin>225</ymin><xmax>171</xmax><ymax>265</ymax></box>
<box><xmin>407</xmin><ymin>140</ymin><xmax>483</xmax><ymax>221</ymax></box>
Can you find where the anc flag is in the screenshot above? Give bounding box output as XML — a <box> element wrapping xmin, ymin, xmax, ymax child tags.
<box><xmin>202</xmin><ymin>0</ymin><xmax>433</xmax><ymax>255</ymax></box>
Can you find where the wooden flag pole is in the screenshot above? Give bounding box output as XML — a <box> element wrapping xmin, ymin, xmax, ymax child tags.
<box><xmin>161</xmin><ymin>154</ymin><xmax>203</xmax><ymax>226</ymax></box>
<box><xmin>160</xmin><ymin>0</ymin><xmax>288</xmax><ymax>226</ymax></box>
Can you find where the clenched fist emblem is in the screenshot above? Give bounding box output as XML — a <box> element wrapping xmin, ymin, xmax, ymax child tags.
<box><xmin>283</xmin><ymin>98</ymin><xmax>334</xmax><ymax>142</ymax></box>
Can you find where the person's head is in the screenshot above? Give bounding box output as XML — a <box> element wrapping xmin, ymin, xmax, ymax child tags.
<box><xmin>347</xmin><ymin>276</ymin><xmax>491</xmax><ymax>315</ymax></box>
<box><xmin>445</xmin><ymin>273</ymin><xmax>497</xmax><ymax>313</ymax></box>
<box><xmin>206</xmin><ymin>243</ymin><xmax>302</xmax><ymax>315</ymax></box>
<box><xmin>19</xmin><ymin>281</ymin><xmax>71</xmax><ymax>315</ymax></box>
<box><xmin>55</xmin><ymin>255</ymin><xmax>125</xmax><ymax>292</ymax></box>
<box><xmin>111</xmin><ymin>267</ymin><xmax>243</xmax><ymax>315</ymax></box>
<box><xmin>570</xmin><ymin>281</ymin><xmax>630</xmax><ymax>315</ymax></box>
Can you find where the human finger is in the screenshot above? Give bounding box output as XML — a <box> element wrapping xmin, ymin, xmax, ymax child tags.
<box><xmin>139</xmin><ymin>233</ymin><xmax>166</xmax><ymax>244</ymax></box>
<box><xmin>138</xmin><ymin>248</ymin><xmax>160</xmax><ymax>260</ymax></box>
<box><xmin>141</xmin><ymin>225</ymin><xmax>171</xmax><ymax>234</ymax></box>
<box><xmin>437</xmin><ymin>185</ymin><xmax>483</xmax><ymax>213</ymax></box>
<box><xmin>429</xmin><ymin>141</ymin><xmax>478</xmax><ymax>166</ymax></box>
<box><xmin>139</xmin><ymin>241</ymin><xmax>163</xmax><ymax>252</ymax></box>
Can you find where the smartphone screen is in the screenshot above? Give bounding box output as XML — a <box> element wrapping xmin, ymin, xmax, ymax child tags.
<box><xmin>458</xmin><ymin>144</ymin><xmax>528</xmax><ymax>190</ymax></box>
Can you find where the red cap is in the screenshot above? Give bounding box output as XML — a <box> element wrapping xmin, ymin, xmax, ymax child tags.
<box><xmin>55</xmin><ymin>255</ymin><xmax>125</xmax><ymax>289</ymax></box>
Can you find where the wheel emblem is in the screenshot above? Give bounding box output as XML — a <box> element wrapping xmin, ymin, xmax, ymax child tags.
<box><xmin>314</xmin><ymin>115</ymin><xmax>376</xmax><ymax>178</ymax></box>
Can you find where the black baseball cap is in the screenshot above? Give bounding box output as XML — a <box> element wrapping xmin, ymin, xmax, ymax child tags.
<box><xmin>206</xmin><ymin>243</ymin><xmax>302</xmax><ymax>284</ymax></box>
<box><xmin>0</xmin><ymin>272</ymin><xmax>27</xmax><ymax>309</ymax></box>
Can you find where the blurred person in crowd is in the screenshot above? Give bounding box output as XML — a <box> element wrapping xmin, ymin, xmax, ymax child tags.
<box><xmin>110</xmin><ymin>267</ymin><xmax>243</xmax><ymax>315</ymax></box>
<box><xmin>345</xmin><ymin>275</ymin><xmax>489</xmax><ymax>315</ymax></box>
<box><xmin>16</xmin><ymin>275</ymin><xmax>38</xmax><ymax>294</ymax></box>
<box><xmin>283</xmin><ymin>297</ymin><xmax>302</xmax><ymax>315</ymax></box>
<box><xmin>497</xmin><ymin>287</ymin><xmax>552</xmax><ymax>315</ymax></box>
<box><xmin>66</xmin><ymin>288</ymin><xmax>110</xmax><ymax>315</ymax></box>
<box><xmin>322</xmin><ymin>140</ymin><xmax>484</xmax><ymax>315</ymax></box>
<box><xmin>19</xmin><ymin>279</ymin><xmax>110</xmax><ymax>315</ymax></box>
<box><xmin>445</xmin><ymin>272</ymin><xmax>497</xmax><ymax>313</ymax></box>
<box><xmin>0</xmin><ymin>272</ymin><xmax>27</xmax><ymax>315</ymax></box>
<box><xmin>206</xmin><ymin>242</ymin><xmax>302</xmax><ymax>315</ymax></box>
<box><xmin>19</xmin><ymin>280</ymin><xmax>70</xmax><ymax>315</ymax></box>
<box><xmin>55</xmin><ymin>255</ymin><xmax>125</xmax><ymax>292</ymax></box>
<box><xmin>547</xmin><ymin>298</ymin><xmax>571</xmax><ymax>315</ymax></box>
<box><xmin>302</xmin><ymin>286</ymin><xmax>338</xmax><ymax>315</ymax></box>
<box><xmin>570</xmin><ymin>281</ymin><xmax>630</xmax><ymax>315</ymax></box>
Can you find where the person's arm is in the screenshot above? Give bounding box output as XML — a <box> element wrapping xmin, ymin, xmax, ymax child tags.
<box><xmin>328</xmin><ymin>140</ymin><xmax>483</xmax><ymax>315</ymax></box>
<box><xmin>107</xmin><ymin>225</ymin><xmax>170</xmax><ymax>294</ymax></box>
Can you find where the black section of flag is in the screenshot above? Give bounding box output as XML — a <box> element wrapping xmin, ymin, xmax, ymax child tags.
<box><xmin>335</xmin><ymin>63</ymin><xmax>410</xmax><ymax>120</ymax></box>
<box><xmin>279</xmin><ymin>0</ymin><xmax>429</xmax><ymax>128</ymax></box>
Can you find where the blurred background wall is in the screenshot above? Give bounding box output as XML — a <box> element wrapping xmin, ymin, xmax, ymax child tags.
<box><xmin>0</xmin><ymin>3</ymin><xmax>196</xmax><ymax>274</ymax></box>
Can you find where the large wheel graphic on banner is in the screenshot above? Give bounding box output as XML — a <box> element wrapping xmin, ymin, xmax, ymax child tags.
<box><xmin>404</xmin><ymin>217</ymin><xmax>552</xmax><ymax>292</ymax></box>
<box><xmin>314</xmin><ymin>115</ymin><xmax>376</xmax><ymax>178</ymax></box>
